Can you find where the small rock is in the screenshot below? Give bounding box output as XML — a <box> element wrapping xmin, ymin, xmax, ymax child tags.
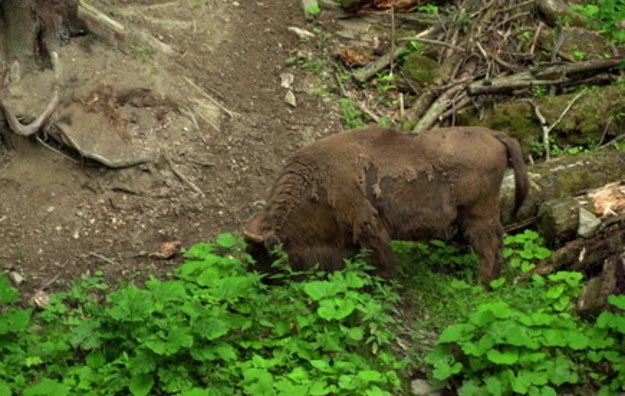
<box><xmin>284</xmin><ymin>90</ymin><xmax>297</xmax><ymax>107</ymax></box>
<box><xmin>287</xmin><ymin>26</ymin><xmax>315</xmax><ymax>40</ymax></box>
<box><xmin>8</xmin><ymin>271</ymin><xmax>24</xmax><ymax>285</ymax></box>
<box><xmin>410</xmin><ymin>379</ymin><xmax>440</xmax><ymax>396</ymax></box>
<box><xmin>411</xmin><ymin>379</ymin><xmax>440</xmax><ymax>396</ymax></box>
<box><xmin>46</xmin><ymin>206</ymin><xmax>55</xmax><ymax>213</ymax></box>
<box><xmin>29</xmin><ymin>290</ymin><xmax>50</xmax><ymax>309</ymax></box>
<box><xmin>577</xmin><ymin>207</ymin><xmax>602</xmax><ymax>238</ymax></box>
<box><xmin>280</xmin><ymin>72</ymin><xmax>295</xmax><ymax>89</ymax></box>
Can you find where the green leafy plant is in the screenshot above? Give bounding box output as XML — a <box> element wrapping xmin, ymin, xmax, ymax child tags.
<box><xmin>307</xmin><ymin>5</ymin><xmax>322</xmax><ymax>16</ymax></box>
<box><xmin>572</xmin><ymin>0</ymin><xmax>625</xmax><ymax>43</ymax></box>
<box><xmin>0</xmin><ymin>235</ymin><xmax>406</xmax><ymax>395</ymax></box>
<box><xmin>339</xmin><ymin>98</ymin><xmax>368</xmax><ymax>129</ymax></box>
<box><xmin>502</xmin><ymin>230</ymin><xmax>551</xmax><ymax>274</ymax></box>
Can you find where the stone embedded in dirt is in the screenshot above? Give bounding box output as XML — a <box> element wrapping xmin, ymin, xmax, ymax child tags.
<box><xmin>287</xmin><ymin>26</ymin><xmax>315</xmax><ymax>40</ymax></box>
<box><xmin>284</xmin><ymin>90</ymin><xmax>297</xmax><ymax>107</ymax></box>
<box><xmin>577</xmin><ymin>207</ymin><xmax>601</xmax><ymax>238</ymax></box>
<box><xmin>29</xmin><ymin>290</ymin><xmax>51</xmax><ymax>309</ymax></box>
<box><xmin>411</xmin><ymin>379</ymin><xmax>440</xmax><ymax>396</ymax></box>
<box><xmin>280</xmin><ymin>73</ymin><xmax>295</xmax><ymax>89</ymax></box>
<box><xmin>8</xmin><ymin>271</ymin><xmax>24</xmax><ymax>286</ymax></box>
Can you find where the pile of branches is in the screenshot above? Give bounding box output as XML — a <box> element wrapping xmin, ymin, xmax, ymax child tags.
<box><xmin>346</xmin><ymin>0</ymin><xmax>623</xmax><ymax>132</ymax></box>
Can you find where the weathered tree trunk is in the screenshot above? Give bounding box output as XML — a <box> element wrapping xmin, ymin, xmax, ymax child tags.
<box><xmin>500</xmin><ymin>150</ymin><xmax>625</xmax><ymax>227</ymax></box>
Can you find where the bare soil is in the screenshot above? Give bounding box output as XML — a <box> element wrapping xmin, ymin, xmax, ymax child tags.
<box><xmin>0</xmin><ymin>0</ymin><xmax>344</xmax><ymax>298</ymax></box>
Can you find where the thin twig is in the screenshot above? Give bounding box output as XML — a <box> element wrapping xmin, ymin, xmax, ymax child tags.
<box><xmin>164</xmin><ymin>153</ymin><xmax>205</xmax><ymax>196</ymax></box>
<box><xmin>35</xmin><ymin>135</ymin><xmax>80</xmax><ymax>163</ymax></box>
<box><xmin>398</xmin><ymin>37</ymin><xmax>465</xmax><ymax>52</ymax></box>
<box><xmin>183</xmin><ymin>76</ymin><xmax>237</xmax><ymax>119</ymax></box>
<box><xmin>389</xmin><ymin>4</ymin><xmax>396</xmax><ymax>76</ymax></box>
<box><xmin>89</xmin><ymin>252</ymin><xmax>117</xmax><ymax>266</ymax></box>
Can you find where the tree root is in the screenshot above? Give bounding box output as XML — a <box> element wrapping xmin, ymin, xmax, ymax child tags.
<box><xmin>0</xmin><ymin>52</ymin><xmax>61</xmax><ymax>137</ymax></box>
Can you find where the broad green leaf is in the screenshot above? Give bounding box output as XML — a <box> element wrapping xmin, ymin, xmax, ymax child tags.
<box><xmin>304</xmin><ymin>281</ymin><xmax>342</xmax><ymax>301</ymax></box>
<box><xmin>519</xmin><ymin>352</ymin><xmax>546</xmax><ymax>364</ymax></box>
<box><xmin>477</xmin><ymin>301</ymin><xmax>513</xmax><ymax>318</ymax></box>
<box><xmin>318</xmin><ymin>298</ymin><xmax>355</xmax><ymax>320</ymax></box>
<box><xmin>487</xmin><ymin>347</ymin><xmax>519</xmax><ymax>365</ymax></box>
<box><xmin>106</xmin><ymin>286</ymin><xmax>154</xmax><ymax>321</ymax></box>
<box><xmin>432</xmin><ymin>360</ymin><xmax>463</xmax><ymax>380</ymax></box>
<box><xmin>550</xmin><ymin>357</ymin><xmax>577</xmax><ymax>385</ymax></box>
<box><xmin>490</xmin><ymin>278</ymin><xmax>506</xmax><ymax>289</ymax></box>
<box><xmin>85</xmin><ymin>351</ymin><xmax>105</xmax><ymax>368</ymax></box>
<box><xmin>146</xmin><ymin>279</ymin><xmax>187</xmax><ymax>306</ymax></box>
<box><xmin>310</xmin><ymin>359</ymin><xmax>331</xmax><ymax>372</ymax></box>
<box><xmin>0</xmin><ymin>308</ymin><xmax>31</xmax><ymax>334</ymax></box>
<box><xmin>309</xmin><ymin>380</ymin><xmax>332</xmax><ymax>395</ymax></box>
<box><xmin>458</xmin><ymin>379</ymin><xmax>485</xmax><ymax>396</ymax></box>
<box><xmin>23</xmin><ymin>379</ymin><xmax>69</xmax><ymax>396</ymax></box>
<box><xmin>505</xmin><ymin>324</ymin><xmax>539</xmax><ymax>349</ymax></box>
<box><xmin>484</xmin><ymin>375</ymin><xmax>503</xmax><ymax>396</ymax></box>
<box><xmin>529</xmin><ymin>385</ymin><xmax>557</xmax><ymax>396</ymax></box>
<box><xmin>129</xmin><ymin>374</ymin><xmax>154</xmax><ymax>396</ymax></box>
<box><xmin>196</xmin><ymin>317</ymin><xmax>229</xmax><ymax>340</ymax></box>
<box><xmin>469</xmin><ymin>310</ymin><xmax>496</xmax><ymax>326</ymax></box>
<box><xmin>511</xmin><ymin>371</ymin><xmax>533</xmax><ymax>394</ymax></box>
<box><xmin>438</xmin><ymin>323</ymin><xmax>476</xmax><ymax>343</ymax></box>
<box><xmin>0</xmin><ymin>380</ymin><xmax>11</xmax><ymax>396</ymax></box>
<box><xmin>216</xmin><ymin>233</ymin><xmax>237</xmax><ymax>248</ymax></box>
<box><xmin>546</xmin><ymin>284</ymin><xmax>565</xmax><ymax>299</ymax></box>
<box><xmin>338</xmin><ymin>375</ymin><xmax>357</xmax><ymax>390</ymax></box>
<box><xmin>0</xmin><ymin>277</ymin><xmax>18</xmax><ymax>304</ymax></box>
<box><xmin>534</xmin><ymin>247</ymin><xmax>551</xmax><ymax>259</ymax></box>
<box><xmin>608</xmin><ymin>294</ymin><xmax>625</xmax><ymax>310</ymax></box>
<box><xmin>358</xmin><ymin>370</ymin><xmax>385</xmax><ymax>383</ymax></box>
<box><xmin>541</xmin><ymin>329</ymin><xmax>568</xmax><ymax>347</ymax></box>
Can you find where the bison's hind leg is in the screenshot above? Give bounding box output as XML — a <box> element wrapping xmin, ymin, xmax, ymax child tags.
<box><xmin>459</xmin><ymin>200</ymin><xmax>504</xmax><ymax>286</ymax></box>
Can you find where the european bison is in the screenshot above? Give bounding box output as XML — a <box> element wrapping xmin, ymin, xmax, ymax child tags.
<box><xmin>243</xmin><ymin>126</ymin><xmax>528</xmax><ymax>285</ymax></box>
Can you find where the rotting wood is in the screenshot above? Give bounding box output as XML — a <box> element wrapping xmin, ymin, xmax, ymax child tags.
<box><xmin>77</xmin><ymin>0</ymin><xmax>174</xmax><ymax>55</ymax></box>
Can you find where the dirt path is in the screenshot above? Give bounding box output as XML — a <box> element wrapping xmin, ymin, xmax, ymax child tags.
<box><xmin>0</xmin><ymin>0</ymin><xmax>342</xmax><ymax>296</ymax></box>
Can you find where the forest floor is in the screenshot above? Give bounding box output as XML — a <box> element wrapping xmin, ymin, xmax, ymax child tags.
<box><xmin>0</xmin><ymin>0</ymin><xmax>347</xmax><ymax>297</ymax></box>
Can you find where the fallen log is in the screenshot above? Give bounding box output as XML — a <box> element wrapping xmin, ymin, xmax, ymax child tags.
<box><xmin>536</xmin><ymin>181</ymin><xmax>625</xmax><ymax>244</ymax></box>
<box><xmin>500</xmin><ymin>149</ymin><xmax>625</xmax><ymax>227</ymax></box>
<box><xmin>468</xmin><ymin>57</ymin><xmax>624</xmax><ymax>96</ymax></box>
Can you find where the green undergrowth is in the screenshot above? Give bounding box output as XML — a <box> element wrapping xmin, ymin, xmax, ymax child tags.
<box><xmin>0</xmin><ymin>235</ymin><xmax>405</xmax><ymax>395</ymax></box>
<box><xmin>398</xmin><ymin>230</ymin><xmax>625</xmax><ymax>395</ymax></box>
<box><xmin>3</xmin><ymin>230</ymin><xmax>625</xmax><ymax>395</ymax></box>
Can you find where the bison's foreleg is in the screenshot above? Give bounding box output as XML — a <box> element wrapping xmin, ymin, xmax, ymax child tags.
<box><xmin>359</xmin><ymin>224</ymin><xmax>397</xmax><ymax>279</ymax></box>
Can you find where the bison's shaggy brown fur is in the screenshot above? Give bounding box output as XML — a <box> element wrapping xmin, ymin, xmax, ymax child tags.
<box><xmin>244</xmin><ymin>126</ymin><xmax>528</xmax><ymax>285</ymax></box>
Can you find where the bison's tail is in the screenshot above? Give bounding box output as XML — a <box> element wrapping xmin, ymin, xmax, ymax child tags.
<box><xmin>494</xmin><ymin>133</ymin><xmax>529</xmax><ymax>217</ymax></box>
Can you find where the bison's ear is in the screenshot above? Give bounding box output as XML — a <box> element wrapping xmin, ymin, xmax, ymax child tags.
<box><xmin>242</xmin><ymin>215</ymin><xmax>265</xmax><ymax>243</ymax></box>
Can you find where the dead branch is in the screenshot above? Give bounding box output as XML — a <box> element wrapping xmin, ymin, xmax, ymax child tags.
<box><xmin>397</xmin><ymin>37</ymin><xmax>465</xmax><ymax>52</ymax></box>
<box><xmin>164</xmin><ymin>153</ymin><xmax>205</xmax><ymax>196</ymax></box>
<box><xmin>468</xmin><ymin>57</ymin><xmax>623</xmax><ymax>95</ymax></box>
<box><xmin>77</xmin><ymin>0</ymin><xmax>174</xmax><ymax>55</ymax></box>
<box><xmin>0</xmin><ymin>52</ymin><xmax>61</xmax><ymax>137</ymax></box>
<box><xmin>523</xmin><ymin>90</ymin><xmax>586</xmax><ymax>160</ymax></box>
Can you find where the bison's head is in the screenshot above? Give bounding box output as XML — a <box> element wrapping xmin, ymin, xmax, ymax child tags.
<box><xmin>242</xmin><ymin>215</ymin><xmax>284</xmax><ymax>272</ymax></box>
